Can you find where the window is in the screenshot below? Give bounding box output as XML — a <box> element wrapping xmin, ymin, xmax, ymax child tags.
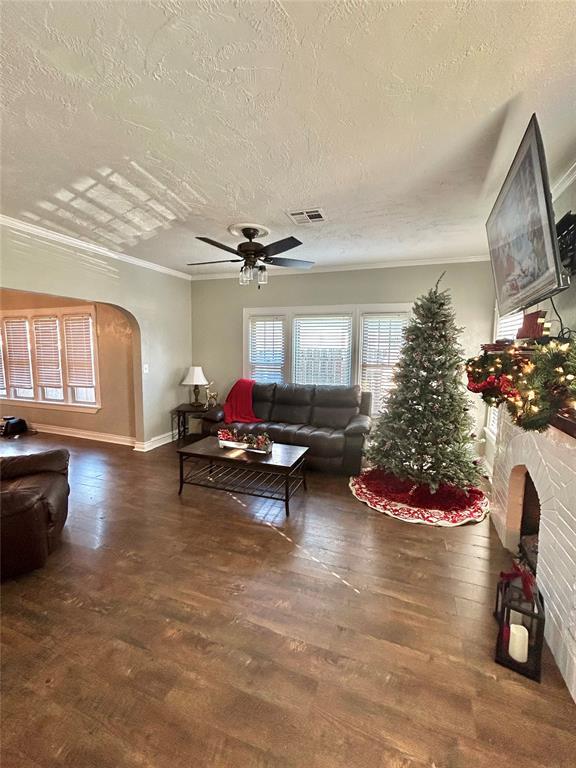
<box><xmin>487</xmin><ymin>309</ymin><xmax>524</xmax><ymax>433</ymax></box>
<box><xmin>0</xmin><ymin>334</ymin><xmax>6</xmax><ymax>398</ymax></box>
<box><xmin>360</xmin><ymin>314</ymin><xmax>408</xmax><ymax>415</ymax></box>
<box><xmin>495</xmin><ymin>310</ymin><xmax>525</xmax><ymax>342</ymax></box>
<box><xmin>63</xmin><ymin>315</ymin><xmax>97</xmax><ymax>404</ymax></box>
<box><xmin>33</xmin><ymin>317</ymin><xmax>64</xmax><ymax>401</ymax></box>
<box><xmin>293</xmin><ymin>315</ymin><xmax>353</xmax><ymax>385</ymax></box>
<box><xmin>3</xmin><ymin>318</ymin><xmax>34</xmax><ymax>399</ymax></box>
<box><xmin>0</xmin><ymin>307</ymin><xmax>99</xmax><ymax>409</ymax></box>
<box><xmin>248</xmin><ymin>316</ymin><xmax>286</xmax><ymax>383</ymax></box>
<box><xmin>244</xmin><ymin>304</ymin><xmax>410</xmax><ymax>409</ymax></box>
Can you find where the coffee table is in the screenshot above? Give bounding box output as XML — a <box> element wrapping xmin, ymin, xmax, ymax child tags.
<box><xmin>177</xmin><ymin>436</ymin><xmax>309</xmax><ymax>516</ymax></box>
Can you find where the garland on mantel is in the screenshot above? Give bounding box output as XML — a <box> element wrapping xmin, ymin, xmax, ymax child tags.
<box><xmin>466</xmin><ymin>339</ymin><xmax>576</xmax><ymax>432</ymax></box>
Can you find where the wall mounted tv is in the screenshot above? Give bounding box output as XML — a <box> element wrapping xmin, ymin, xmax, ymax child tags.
<box><xmin>486</xmin><ymin>114</ymin><xmax>570</xmax><ymax>316</ymax></box>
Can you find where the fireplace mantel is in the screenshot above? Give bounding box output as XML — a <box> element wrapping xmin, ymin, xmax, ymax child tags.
<box><xmin>552</xmin><ymin>411</ymin><xmax>576</xmax><ymax>439</ymax></box>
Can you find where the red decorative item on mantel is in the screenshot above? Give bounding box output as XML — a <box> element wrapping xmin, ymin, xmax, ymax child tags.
<box><xmin>515</xmin><ymin>310</ymin><xmax>548</xmax><ymax>341</ymax></box>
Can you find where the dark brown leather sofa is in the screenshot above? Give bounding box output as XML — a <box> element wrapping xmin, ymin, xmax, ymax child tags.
<box><xmin>1</xmin><ymin>449</ymin><xmax>70</xmax><ymax>580</ymax></box>
<box><xmin>202</xmin><ymin>383</ymin><xmax>371</xmax><ymax>474</ymax></box>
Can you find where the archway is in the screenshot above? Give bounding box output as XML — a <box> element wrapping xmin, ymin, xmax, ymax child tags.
<box><xmin>0</xmin><ymin>288</ymin><xmax>144</xmax><ymax>444</ymax></box>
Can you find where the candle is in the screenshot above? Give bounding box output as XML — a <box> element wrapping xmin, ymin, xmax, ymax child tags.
<box><xmin>509</xmin><ymin>624</ymin><xmax>529</xmax><ymax>663</ymax></box>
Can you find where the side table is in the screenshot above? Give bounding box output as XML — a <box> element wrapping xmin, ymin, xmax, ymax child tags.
<box><xmin>171</xmin><ymin>403</ymin><xmax>209</xmax><ymax>443</ymax></box>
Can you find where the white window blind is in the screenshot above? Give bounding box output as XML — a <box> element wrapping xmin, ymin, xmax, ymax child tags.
<box><xmin>64</xmin><ymin>315</ymin><xmax>96</xmax><ymax>387</ymax></box>
<box><xmin>488</xmin><ymin>310</ymin><xmax>525</xmax><ymax>432</ymax></box>
<box><xmin>4</xmin><ymin>318</ymin><xmax>33</xmax><ymax>391</ymax></box>
<box><xmin>248</xmin><ymin>316</ymin><xmax>286</xmax><ymax>383</ymax></box>
<box><xmin>293</xmin><ymin>315</ymin><xmax>353</xmax><ymax>385</ymax></box>
<box><xmin>33</xmin><ymin>317</ymin><xmax>63</xmax><ymax>388</ymax></box>
<box><xmin>0</xmin><ymin>334</ymin><xmax>6</xmax><ymax>396</ymax></box>
<box><xmin>495</xmin><ymin>310</ymin><xmax>524</xmax><ymax>341</ymax></box>
<box><xmin>360</xmin><ymin>314</ymin><xmax>407</xmax><ymax>415</ymax></box>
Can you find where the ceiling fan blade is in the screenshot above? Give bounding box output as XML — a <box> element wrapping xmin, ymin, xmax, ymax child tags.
<box><xmin>261</xmin><ymin>236</ymin><xmax>302</xmax><ymax>258</ymax></box>
<box><xmin>187</xmin><ymin>259</ymin><xmax>243</xmax><ymax>265</ymax></box>
<box><xmin>196</xmin><ymin>236</ymin><xmax>240</xmax><ymax>256</ymax></box>
<box><xmin>265</xmin><ymin>257</ymin><xmax>314</xmax><ymax>269</ymax></box>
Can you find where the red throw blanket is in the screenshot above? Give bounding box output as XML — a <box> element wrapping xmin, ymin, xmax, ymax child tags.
<box><xmin>223</xmin><ymin>379</ymin><xmax>262</xmax><ymax>424</ymax></box>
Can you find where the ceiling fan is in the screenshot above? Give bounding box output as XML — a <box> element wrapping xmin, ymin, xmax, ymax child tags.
<box><xmin>187</xmin><ymin>224</ymin><xmax>314</xmax><ymax>286</ymax></box>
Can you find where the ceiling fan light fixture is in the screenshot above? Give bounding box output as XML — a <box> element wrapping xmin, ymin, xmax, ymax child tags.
<box><xmin>239</xmin><ymin>265</ymin><xmax>251</xmax><ymax>285</ymax></box>
<box><xmin>257</xmin><ymin>265</ymin><xmax>268</xmax><ymax>285</ymax></box>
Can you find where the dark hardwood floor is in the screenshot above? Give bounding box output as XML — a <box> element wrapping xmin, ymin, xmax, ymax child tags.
<box><xmin>1</xmin><ymin>434</ymin><xmax>575</xmax><ymax>767</ymax></box>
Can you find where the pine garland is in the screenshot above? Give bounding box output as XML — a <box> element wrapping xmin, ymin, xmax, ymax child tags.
<box><xmin>466</xmin><ymin>339</ymin><xmax>576</xmax><ymax>432</ymax></box>
<box><xmin>366</xmin><ymin>280</ymin><xmax>480</xmax><ymax>492</ymax></box>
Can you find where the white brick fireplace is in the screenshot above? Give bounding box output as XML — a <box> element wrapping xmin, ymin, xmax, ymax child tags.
<box><xmin>490</xmin><ymin>411</ymin><xmax>576</xmax><ymax>701</ymax></box>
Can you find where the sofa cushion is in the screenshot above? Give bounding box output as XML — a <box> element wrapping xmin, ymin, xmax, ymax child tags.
<box><xmin>270</xmin><ymin>403</ymin><xmax>313</xmax><ymax>424</ymax></box>
<box><xmin>313</xmin><ymin>385</ymin><xmax>361</xmax><ymax>408</ymax></box>
<box><xmin>311</xmin><ymin>406</ymin><xmax>359</xmax><ymax>429</ymax></box>
<box><xmin>311</xmin><ymin>385</ymin><xmax>361</xmax><ymax>428</ymax></box>
<box><xmin>274</xmin><ymin>384</ymin><xmax>315</xmax><ymax>405</ymax></box>
<box><xmin>290</xmin><ymin>425</ymin><xmax>345</xmax><ymax>457</ymax></box>
<box><xmin>231</xmin><ymin>421</ymin><xmax>273</xmax><ymax>436</ymax></box>
<box><xmin>0</xmin><ymin>449</ymin><xmax>69</xmax><ymax>481</ymax></box>
<box><xmin>252</xmin><ymin>383</ymin><xmax>276</xmax><ymax>420</ymax></box>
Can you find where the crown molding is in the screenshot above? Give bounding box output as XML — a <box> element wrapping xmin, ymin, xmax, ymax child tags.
<box><xmin>187</xmin><ymin>252</ymin><xmax>490</xmax><ymax>281</ymax></box>
<box><xmin>0</xmin><ymin>215</ymin><xmax>192</xmax><ymax>282</ymax></box>
<box><xmin>551</xmin><ymin>160</ymin><xmax>576</xmax><ymax>201</ymax></box>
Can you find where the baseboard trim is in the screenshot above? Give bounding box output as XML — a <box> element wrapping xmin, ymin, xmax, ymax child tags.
<box><xmin>133</xmin><ymin>431</ymin><xmax>174</xmax><ymax>452</ymax></box>
<box><xmin>33</xmin><ymin>423</ymin><xmax>135</xmax><ymax>447</ymax></box>
<box><xmin>32</xmin><ymin>423</ymin><xmax>176</xmax><ymax>452</ymax></box>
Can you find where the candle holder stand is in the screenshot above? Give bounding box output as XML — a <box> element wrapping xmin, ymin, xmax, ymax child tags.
<box><xmin>494</xmin><ymin>574</ymin><xmax>545</xmax><ymax>682</ymax></box>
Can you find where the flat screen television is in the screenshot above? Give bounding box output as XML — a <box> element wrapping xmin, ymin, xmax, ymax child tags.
<box><xmin>486</xmin><ymin>114</ymin><xmax>569</xmax><ymax>316</ymax></box>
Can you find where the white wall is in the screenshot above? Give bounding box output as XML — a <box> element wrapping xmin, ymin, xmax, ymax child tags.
<box><xmin>191</xmin><ymin>261</ymin><xmax>495</xmax><ymax>434</ymax></box>
<box><xmin>0</xmin><ymin>224</ymin><xmax>192</xmax><ymax>442</ymax></box>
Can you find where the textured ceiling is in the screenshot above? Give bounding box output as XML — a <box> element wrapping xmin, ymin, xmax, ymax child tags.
<box><xmin>1</xmin><ymin>0</ymin><xmax>575</xmax><ymax>278</ymax></box>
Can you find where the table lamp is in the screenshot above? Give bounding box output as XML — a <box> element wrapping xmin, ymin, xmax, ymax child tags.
<box><xmin>181</xmin><ymin>366</ymin><xmax>208</xmax><ymax>407</ymax></box>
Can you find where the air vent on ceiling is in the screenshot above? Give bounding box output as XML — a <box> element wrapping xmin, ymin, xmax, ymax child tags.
<box><xmin>286</xmin><ymin>208</ymin><xmax>325</xmax><ymax>225</ymax></box>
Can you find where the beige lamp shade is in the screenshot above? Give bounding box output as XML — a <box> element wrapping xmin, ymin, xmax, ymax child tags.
<box><xmin>181</xmin><ymin>366</ymin><xmax>208</xmax><ymax>386</ymax></box>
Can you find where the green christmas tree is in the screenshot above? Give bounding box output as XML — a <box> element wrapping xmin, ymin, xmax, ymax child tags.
<box><xmin>366</xmin><ymin>278</ymin><xmax>480</xmax><ymax>491</ymax></box>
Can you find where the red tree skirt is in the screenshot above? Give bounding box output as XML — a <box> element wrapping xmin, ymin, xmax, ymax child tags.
<box><xmin>350</xmin><ymin>469</ymin><xmax>489</xmax><ymax>527</ymax></box>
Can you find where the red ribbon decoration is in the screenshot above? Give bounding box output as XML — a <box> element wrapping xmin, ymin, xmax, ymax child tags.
<box><xmin>499</xmin><ymin>561</ymin><xmax>535</xmax><ymax>601</ymax></box>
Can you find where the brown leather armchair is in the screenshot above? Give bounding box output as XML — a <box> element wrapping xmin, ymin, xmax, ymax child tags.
<box><xmin>1</xmin><ymin>449</ymin><xmax>70</xmax><ymax>580</ymax></box>
<box><xmin>202</xmin><ymin>384</ymin><xmax>372</xmax><ymax>474</ymax></box>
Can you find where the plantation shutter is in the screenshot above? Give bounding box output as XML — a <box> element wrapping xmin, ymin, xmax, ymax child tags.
<box><xmin>4</xmin><ymin>318</ymin><xmax>33</xmax><ymax>389</ymax></box>
<box><xmin>63</xmin><ymin>315</ymin><xmax>96</xmax><ymax>387</ymax></box>
<box><xmin>33</xmin><ymin>317</ymin><xmax>63</xmax><ymax>387</ymax></box>
<box><xmin>293</xmin><ymin>315</ymin><xmax>353</xmax><ymax>385</ymax></box>
<box><xmin>360</xmin><ymin>314</ymin><xmax>407</xmax><ymax>415</ymax></box>
<box><xmin>488</xmin><ymin>310</ymin><xmax>525</xmax><ymax>431</ymax></box>
<box><xmin>248</xmin><ymin>316</ymin><xmax>286</xmax><ymax>383</ymax></box>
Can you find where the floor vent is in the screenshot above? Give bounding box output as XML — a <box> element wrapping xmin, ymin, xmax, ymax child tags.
<box><xmin>286</xmin><ymin>208</ymin><xmax>325</xmax><ymax>225</ymax></box>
